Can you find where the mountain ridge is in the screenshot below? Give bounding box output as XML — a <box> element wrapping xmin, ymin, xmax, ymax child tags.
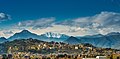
<box><xmin>7</xmin><ymin>30</ymin><xmax>69</xmax><ymax>42</ymax></box>
<box><xmin>0</xmin><ymin>37</ymin><xmax>7</xmax><ymax>43</ymax></box>
<box><xmin>0</xmin><ymin>30</ymin><xmax>120</xmax><ymax>49</ymax></box>
<box><xmin>64</xmin><ymin>36</ymin><xmax>81</xmax><ymax>44</ymax></box>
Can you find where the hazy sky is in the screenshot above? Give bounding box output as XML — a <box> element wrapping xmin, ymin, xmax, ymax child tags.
<box><xmin>0</xmin><ymin>0</ymin><xmax>120</xmax><ymax>38</ymax></box>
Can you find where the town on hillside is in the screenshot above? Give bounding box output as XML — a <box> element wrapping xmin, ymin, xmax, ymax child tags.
<box><xmin>0</xmin><ymin>38</ymin><xmax>120</xmax><ymax>59</ymax></box>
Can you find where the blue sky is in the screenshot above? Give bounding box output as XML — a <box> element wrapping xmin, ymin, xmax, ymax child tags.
<box><xmin>0</xmin><ymin>0</ymin><xmax>120</xmax><ymax>37</ymax></box>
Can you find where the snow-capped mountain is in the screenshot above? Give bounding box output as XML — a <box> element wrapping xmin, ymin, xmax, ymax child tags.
<box><xmin>2</xmin><ymin>30</ymin><xmax>120</xmax><ymax>49</ymax></box>
<box><xmin>41</xmin><ymin>32</ymin><xmax>69</xmax><ymax>42</ymax></box>
<box><xmin>41</xmin><ymin>32</ymin><xmax>69</xmax><ymax>38</ymax></box>
<box><xmin>44</xmin><ymin>32</ymin><xmax>62</xmax><ymax>38</ymax></box>
<box><xmin>8</xmin><ymin>30</ymin><xmax>69</xmax><ymax>42</ymax></box>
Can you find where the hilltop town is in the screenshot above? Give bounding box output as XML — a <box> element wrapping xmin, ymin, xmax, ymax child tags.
<box><xmin>0</xmin><ymin>38</ymin><xmax>120</xmax><ymax>59</ymax></box>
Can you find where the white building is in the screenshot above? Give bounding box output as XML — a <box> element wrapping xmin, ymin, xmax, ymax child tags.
<box><xmin>75</xmin><ymin>46</ymin><xmax>79</xmax><ymax>49</ymax></box>
<box><xmin>96</xmin><ymin>56</ymin><xmax>106</xmax><ymax>59</ymax></box>
<box><xmin>83</xmin><ymin>58</ymin><xmax>97</xmax><ymax>59</ymax></box>
<box><xmin>83</xmin><ymin>56</ymin><xmax>106</xmax><ymax>59</ymax></box>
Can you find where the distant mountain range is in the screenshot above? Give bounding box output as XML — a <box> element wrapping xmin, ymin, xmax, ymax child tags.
<box><xmin>64</xmin><ymin>36</ymin><xmax>81</xmax><ymax>44</ymax></box>
<box><xmin>8</xmin><ymin>30</ymin><xmax>69</xmax><ymax>42</ymax></box>
<box><xmin>0</xmin><ymin>37</ymin><xmax>7</xmax><ymax>43</ymax></box>
<box><xmin>8</xmin><ymin>30</ymin><xmax>41</xmax><ymax>41</ymax></box>
<box><xmin>64</xmin><ymin>32</ymin><xmax>120</xmax><ymax>49</ymax></box>
<box><xmin>0</xmin><ymin>30</ymin><xmax>120</xmax><ymax>49</ymax></box>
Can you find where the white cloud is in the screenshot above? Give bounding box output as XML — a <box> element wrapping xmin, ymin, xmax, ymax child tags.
<box><xmin>18</xmin><ymin>17</ymin><xmax>55</xmax><ymax>29</ymax></box>
<box><xmin>57</xmin><ymin>11</ymin><xmax>120</xmax><ymax>28</ymax></box>
<box><xmin>1</xmin><ymin>11</ymin><xmax>120</xmax><ymax>38</ymax></box>
<box><xmin>56</xmin><ymin>11</ymin><xmax>120</xmax><ymax>35</ymax></box>
<box><xmin>92</xmin><ymin>12</ymin><xmax>120</xmax><ymax>27</ymax></box>
<box><xmin>0</xmin><ymin>13</ymin><xmax>11</xmax><ymax>22</ymax></box>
